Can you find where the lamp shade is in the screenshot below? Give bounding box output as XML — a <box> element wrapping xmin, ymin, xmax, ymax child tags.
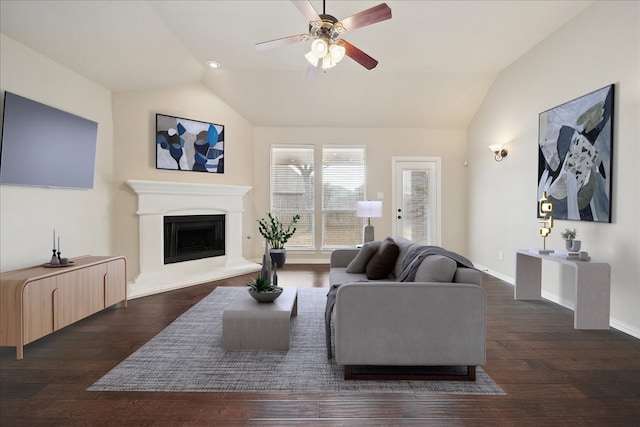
<box><xmin>488</xmin><ymin>143</ymin><xmax>504</xmax><ymax>153</ymax></box>
<box><xmin>356</xmin><ymin>201</ymin><xmax>383</xmax><ymax>218</ymax></box>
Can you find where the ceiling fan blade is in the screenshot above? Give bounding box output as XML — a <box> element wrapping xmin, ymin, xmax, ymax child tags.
<box><xmin>342</xmin><ymin>39</ymin><xmax>379</xmax><ymax>70</ymax></box>
<box><xmin>339</xmin><ymin>3</ymin><xmax>392</xmax><ymax>32</ymax></box>
<box><xmin>255</xmin><ymin>34</ymin><xmax>309</xmax><ymax>51</ymax></box>
<box><xmin>291</xmin><ymin>0</ymin><xmax>320</xmax><ymax>23</ymax></box>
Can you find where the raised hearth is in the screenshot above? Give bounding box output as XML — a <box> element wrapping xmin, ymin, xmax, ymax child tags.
<box><xmin>126</xmin><ymin>180</ymin><xmax>259</xmax><ymax>298</ymax></box>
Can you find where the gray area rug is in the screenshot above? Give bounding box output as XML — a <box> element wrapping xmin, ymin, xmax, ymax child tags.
<box><xmin>89</xmin><ymin>287</ymin><xmax>504</xmax><ymax>394</ymax></box>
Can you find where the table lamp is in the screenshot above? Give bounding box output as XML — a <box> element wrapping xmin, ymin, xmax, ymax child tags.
<box><xmin>356</xmin><ymin>200</ymin><xmax>383</xmax><ymax>243</ymax></box>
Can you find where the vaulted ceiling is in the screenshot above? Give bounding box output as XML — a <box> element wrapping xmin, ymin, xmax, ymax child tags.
<box><xmin>0</xmin><ymin>1</ymin><xmax>593</xmax><ymax>128</ymax></box>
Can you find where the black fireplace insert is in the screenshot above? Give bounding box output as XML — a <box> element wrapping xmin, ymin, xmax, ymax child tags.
<box><xmin>163</xmin><ymin>214</ymin><xmax>225</xmax><ymax>264</ymax></box>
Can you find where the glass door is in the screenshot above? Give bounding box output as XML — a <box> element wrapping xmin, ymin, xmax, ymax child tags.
<box><xmin>392</xmin><ymin>158</ymin><xmax>440</xmax><ymax>245</ymax></box>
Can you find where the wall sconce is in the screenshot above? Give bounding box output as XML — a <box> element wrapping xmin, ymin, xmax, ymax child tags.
<box><xmin>356</xmin><ymin>200</ymin><xmax>383</xmax><ymax>243</ymax></box>
<box><xmin>488</xmin><ymin>143</ymin><xmax>508</xmax><ymax>162</ymax></box>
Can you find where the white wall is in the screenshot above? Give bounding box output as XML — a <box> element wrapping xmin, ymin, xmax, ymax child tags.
<box><xmin>253</xmin><ymin>127</ymin><xmax>469</xmax><ymax>261</ymax></box>
<box><xmin>111</xmin><ymin>84</ymin><xmax>255</xmax><ymax>283</ymax></box>
<box><xmin>467</xmin><ymin>1</ymin><xmax>640</xmax><ymax>337</ymax></box>
<box><xmin>0</xmin><ymin>34</ymin><xmax>113</xmax><ymax>271</ymax></box>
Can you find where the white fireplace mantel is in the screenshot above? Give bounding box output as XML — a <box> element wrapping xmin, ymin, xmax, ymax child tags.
<box><xmin>126</xmin><ymin>179</ymin><xmax>260</xmax><ymax>299</ymax></box>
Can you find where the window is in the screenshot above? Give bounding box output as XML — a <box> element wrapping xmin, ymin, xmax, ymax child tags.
<box><xmin>270</xmin><ymin>145</ymin><xmax>314</xmax><ymax>249</ymax></box>
<box><xmin>322</xmin><ymin>146</ymin><xmax>366</xmax><ymax>248</ymax></box>
<box><xmin>270</xmin><ymin>145</ymin><xmax>366</xmax><ymax>250</ymax></box>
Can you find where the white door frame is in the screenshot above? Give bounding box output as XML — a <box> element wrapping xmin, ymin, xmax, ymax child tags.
<box><xmin>391</xmin><ymin>157</ymin><xmax>442</xmax><ymax>246</ymax></box>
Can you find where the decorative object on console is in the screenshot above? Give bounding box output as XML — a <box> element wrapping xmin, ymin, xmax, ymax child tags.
<box><xmin>246</xmin><ymin>275</ymin><xmax>283</xmax><ymax>303</ymax></box>
<box><xmin>44</xmin><ymin>229</ymin><xmax>73</xmax><ymax>267</ymax></box>
<box><xmin>535</xmin><ymin>191</ymin><xmax>555</xmax><ymax>254</ymax></box>
<box><xmin>156</xmin><ymin>113</ymin><xmax>224</xmax><ymax>174</ymax></box>
<box><xmin>561</xmin><ymin>228</ymin><xmax>581</xmax><ymax>251</ymax></box>
<box><xmin>488</xmin><ymin>143</ymin><xmax>508</xmax><ymax>162</ymax></box>
<box><xmin>257</xmin><ymin>212</ymin><xmax>300</xmax><ymax>268</ymax></box>
<box><xmin>538</xmin><ymin>84</ymin><xmax>614</xmax><ymax>223</ymax></box>
<box><xmin>356</xmin><ymin>200</ymin><xmax>383</xmax><ymax>244</ymax></box>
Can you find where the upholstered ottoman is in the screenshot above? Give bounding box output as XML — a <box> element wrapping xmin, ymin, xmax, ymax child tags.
<box><xmin>222</xmin><ymin>288</ymin><xmax>298</xmax><ymax>350</ymax></box>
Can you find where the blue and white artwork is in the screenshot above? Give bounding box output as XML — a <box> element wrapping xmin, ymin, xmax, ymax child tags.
<box><xmin>538</xmin><ymin>85</ymin><xmax>614</xmax><ymax>223</ymax></box>
<box><xmin>156</xmin><ymin>114</ymin><xmax>224</xmax><ymax>174</ymax></box>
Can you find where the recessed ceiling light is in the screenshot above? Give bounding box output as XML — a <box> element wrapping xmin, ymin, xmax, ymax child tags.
<box><xmin>206</xmin><ymin>60</ymin><xmax>221</xmax><ymax>69</ymax></box>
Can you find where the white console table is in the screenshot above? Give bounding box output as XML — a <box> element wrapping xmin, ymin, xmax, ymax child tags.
<box><xmin>515</xmin><ymin>250</ymin><xmax>610</xmax><ymax>329</ymax></box>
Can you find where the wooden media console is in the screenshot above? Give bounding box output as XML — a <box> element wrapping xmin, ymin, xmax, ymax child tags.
<box><xmin>0</xmin><ymin>256</ymin><xmax>126</xmax><ymax>359</ymax></box>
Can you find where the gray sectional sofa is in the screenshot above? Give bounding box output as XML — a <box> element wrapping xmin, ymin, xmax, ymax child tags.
<box><xmin>326</xmin><ymin>236</ymin><xmax>486</xmax><ymax>380</ymax></box>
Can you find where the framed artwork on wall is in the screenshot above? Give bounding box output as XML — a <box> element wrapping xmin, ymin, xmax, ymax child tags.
<box><xmin>538</xmin><ymin>84</ymin><xmax>614</xmax><ymax>223</ymax></box>
<box><xmin>156</xmin><ymin>113</ymin><xmax>225</xmax><ymax>174</ymax></box>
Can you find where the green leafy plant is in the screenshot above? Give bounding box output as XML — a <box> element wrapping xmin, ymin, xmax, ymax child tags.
<box><xmin>246</xmin><ymin>275</ymin><xmax>279</xmax><ymax>293</ymax></box>
<box><xmin>257</xmin><ymin>212</ymin><xmax>300</xmax><ymax>249</ymax></box>
<box><xmin>560</xmin><ymin>228</ymin><xmax>577</xmax><ymax>240</ymax></box>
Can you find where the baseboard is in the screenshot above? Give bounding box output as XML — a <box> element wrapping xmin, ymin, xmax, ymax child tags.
<box><xmin>476</xmin><ymin>263</ymin><xmax>640</xmax><ymax>340</ymax></box>
<box><xmin>473</xmin><ymin>263</ymin><xmax>514</xmax><ymax>285</ymax></box>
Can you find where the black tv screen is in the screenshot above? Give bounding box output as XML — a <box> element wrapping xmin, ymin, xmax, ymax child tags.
<box><xmin>0</xmin><ymin>91</ymin><xmax>98</xmax><ymax>189</ymax></box>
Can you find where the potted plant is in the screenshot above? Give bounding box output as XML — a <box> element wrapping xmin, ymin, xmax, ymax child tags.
<box><xmin>246</xmin><ymin>275</ymin><xmax>282</xmax><ymax>303</ymax></box>
<box><xmin>561</xmin><ymin>228</ymin><xmax>581</xmax><ymax>251</ymax></box>
<box><xmin>257</xmin><ymin>212</ymin><xmax>300</xmax><ymax>268</ymax></box>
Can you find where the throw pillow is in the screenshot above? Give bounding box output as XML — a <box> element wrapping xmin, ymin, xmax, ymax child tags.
<box><xmin>365</xmin><ymin>237</ymin><xmax>400</xmax><ymax>280</ymax></box>
<box><xmin>346</xmin><ymin>240</ymin><xmax>382</xmax><ymax>273</ymax></box>
<box><xmin>414</xmin><ymin>255</ymin><xmax>457</xmax><ymax>282</ymax></box>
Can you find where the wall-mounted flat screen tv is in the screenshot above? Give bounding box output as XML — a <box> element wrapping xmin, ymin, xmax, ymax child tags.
<box><xmin>0</xmin><ymin>91</ymin><xmax>98</xmax><ymax>189</ymax></box>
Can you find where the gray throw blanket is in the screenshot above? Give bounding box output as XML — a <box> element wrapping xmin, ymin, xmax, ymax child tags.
<box><xmin>325</xmin><ymin>245</ymin><xmax>475</xmax><ymax>359</ymax></box>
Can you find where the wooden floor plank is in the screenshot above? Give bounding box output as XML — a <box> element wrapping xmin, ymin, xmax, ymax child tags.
<box><xmin>2</xmin><ymin>265</ymin><xmax>639</xmax><ymax>425</ymax></box>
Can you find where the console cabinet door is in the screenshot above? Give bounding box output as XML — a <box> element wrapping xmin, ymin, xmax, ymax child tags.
<box><xmin>56</xmin><ymin>266</ymin><xmax>106</xmax><ymax>329</ymax></box>
<box><xmin>104</xmin><ymin>258</ymin><xmax>126</xmax><ymax>307</ymax></box>
<box><xmin>23</xmin><ymin>278</ymin><xmax>57</xmax><ymax>345</ymax></box>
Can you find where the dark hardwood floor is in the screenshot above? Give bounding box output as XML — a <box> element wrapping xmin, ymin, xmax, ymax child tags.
<box><xmin>1</xmin><ymin>264</ymin><xmax>639</xmax><ymax>426</ymax></box>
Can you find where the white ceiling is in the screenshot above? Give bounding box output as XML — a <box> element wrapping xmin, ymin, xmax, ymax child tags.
<box><xmin>0</xmin><ymin>0</ymin><xmax>593</xmax><ymax>128</ymax></box>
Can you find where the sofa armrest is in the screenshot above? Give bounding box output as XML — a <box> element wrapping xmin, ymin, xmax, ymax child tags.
<box><xmin>330</xmin><ymin>249</ymin><xmax>359</xmax><ymax>268</ymax></box>
<box><xmin>334</xmin><ymin>282</ymin><xmax>486</xmax><ymax>367</ymax></box>
<box><xmin>454</xmin><ymin>267</ymin><xmax>483</xmax><ymax>286</ymax></box>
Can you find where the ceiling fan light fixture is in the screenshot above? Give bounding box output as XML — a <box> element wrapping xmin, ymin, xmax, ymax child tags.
<box><xmin>305</xmin><ymin>50</ymin><xmax>319</xmax><ymax>67</ymax></box>
<box><xmin>322</xmin><ymin>54</ymin><xmax>337</xmax><ymax>69</ymax></box>
<box><xmin>310</xmin><ymin>37</ymin><xmax>328</xmax><ymax>58</ymax></box>
<box><xmin>329</xmin><ymin>42</ymin><xmax>346</xmax><ymax>63</ymax></box>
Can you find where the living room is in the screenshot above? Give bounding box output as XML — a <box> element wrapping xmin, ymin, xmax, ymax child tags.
<box><xmin>1</xmin><ymin>0</ymin><xmax>638</xmax><ymax>337</ymax></box>
<box><xmin>0</xmin><ymin>0</ymin><xmax>639</xmax><ymax>423</ymax></box>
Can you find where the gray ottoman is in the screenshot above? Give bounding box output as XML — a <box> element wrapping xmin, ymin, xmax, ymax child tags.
<box><xmin>222</xmin><ymin>288</ymin><xmax>298</xmax><ymax>350</ymax></box>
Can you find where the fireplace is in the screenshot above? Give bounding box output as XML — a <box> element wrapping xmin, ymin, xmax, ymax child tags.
<box><xmin>164</xmin><ymin>215</ymin><xmax>225</xmax><ymax>264</ymax></box>
<box><xmin>126</xmin><ymin>179</ymin><xmax>260</xmax><ymax>299</ymax></box>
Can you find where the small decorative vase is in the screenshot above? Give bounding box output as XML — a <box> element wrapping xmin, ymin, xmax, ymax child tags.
<box><xmin>248</xmin><ymin>288</ymin><xmax>283</xmax><ymax>303</ymax></box>
<box><xmin>565</xmin><ymin>240</ymin><xmax>581</xmax><ymax>251</ymax></box>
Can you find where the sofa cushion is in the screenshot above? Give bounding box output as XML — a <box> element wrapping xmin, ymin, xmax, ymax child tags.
<box><xmin>366</xmin><ymin>237</ymin><xmax>400</xmax><ymax>280</ymax></box>
<box><xmin>414</xmin><ymin>255</ymin><xmax>457</xmax><ymax>282</ymax></box>
<box><xmin>346</xmin><ymin>240</ymin><xmax>382</xmax><ymax>273</ymax></box>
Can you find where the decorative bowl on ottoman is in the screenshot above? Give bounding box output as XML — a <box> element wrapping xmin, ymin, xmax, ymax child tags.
<box><xmin>247</xmin><ymin>275</ymin><xmax>283</xmax><ymax>303</ymax></box>
<box><xmin>249</xmin><ymin>288</ymin><xmax>283</xmax><ymax>303</ymax></box>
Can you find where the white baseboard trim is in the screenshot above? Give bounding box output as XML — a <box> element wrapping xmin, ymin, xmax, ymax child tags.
<box><xmin>476</xmin><ymin>263</ymin><xmax>640</xmax><ymax>340</ymax></box>
<box><xmin>473</xmin><ymin>263</ymin><xmax>514</xmax><ymax>285</ymax></box>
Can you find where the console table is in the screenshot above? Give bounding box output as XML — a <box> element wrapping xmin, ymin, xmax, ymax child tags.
<box><xmin>0</xmin><ymin>255</ymin><xmax>126</xmax><ymax>359</ymax></box>
<box><xmin>515</xmin><ymin>250</ymin><xmax>610</xmax><ymax>329</ymax></box>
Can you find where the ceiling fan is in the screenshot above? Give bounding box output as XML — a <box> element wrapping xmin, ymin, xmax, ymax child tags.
<box><xmin>255</xmin><ymin>0</ymin><xmax>392</xmax><ymax>78</ymax></box>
